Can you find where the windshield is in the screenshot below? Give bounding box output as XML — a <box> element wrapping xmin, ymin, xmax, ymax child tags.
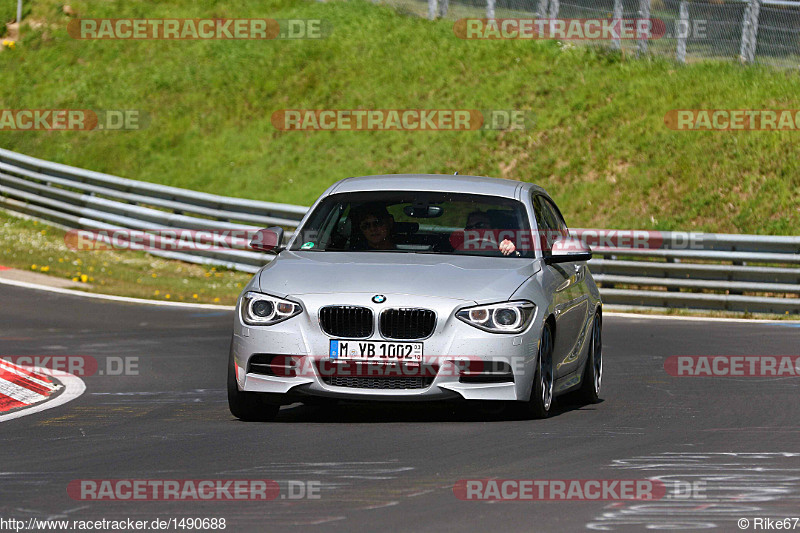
<box><xmin>289</xmin><ymin>191</ymin><xmax>534</xmax><ymax>258</ymax></box>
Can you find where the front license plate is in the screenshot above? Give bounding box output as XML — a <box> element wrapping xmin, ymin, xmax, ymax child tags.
<box><xmin>329</xmin><ymin>340</ymin><xmax>423</xmax><ymax>362</ymax></box>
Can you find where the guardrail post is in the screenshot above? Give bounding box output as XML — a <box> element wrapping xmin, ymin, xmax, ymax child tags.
<box><xmin>676</xmin><ymin>1</ymin><xmax>688</xmax><ymax>63</ymax></box>
<box><xmin>547</xmin><ymin>0</ymin><xmax>559</xmax><ymax>20</ymax></box>
<box><xmin>537</xmin><ymin>0</ymin><xmax>549</xmax><ymax>19</ymax></box>
<box><xmin>739</xmin><ymin>0</ymin><xmax>760</xmax><ymax>64</ymax></box>
<box><xmin>428</xmin><ymin>0</ymin><xmax>438</xmax><ymax>20</ymax></box>
<box><xmin>739</xmin><ymin>0</ymin><xmax>751</xmax><ymax>61</ymax></box>
<box><xmin>611</xmin><ymin>0</ymin><xmax>623</xmax><ymax>50</ymax></box>
<box><xmin>637</xmin><ymin>0</ymin><xmax>651</xmax><ymax>56</ymax></box>
<box><xmin>546</xmin><ymin>0</ymin><xmax>559</xmax><ymax>38</ymax></box>
<box><xmin>487</xmin><ymin>0</ymin><xmax>496</xmax><ymax>19</ymax></box>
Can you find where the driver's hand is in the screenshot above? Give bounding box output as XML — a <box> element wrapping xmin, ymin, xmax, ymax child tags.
<box><xmin>499</xmin><ymin>239</ymin><xmax>516</xmax><ymax>256</ymax></box>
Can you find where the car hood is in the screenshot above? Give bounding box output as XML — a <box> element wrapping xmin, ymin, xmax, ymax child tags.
<box><xmin>256</xmin><ymin>251</ymin><xmax>541</xmax><ymax>303</ymax></box>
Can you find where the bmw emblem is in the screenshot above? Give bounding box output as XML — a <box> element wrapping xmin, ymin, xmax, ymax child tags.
<box><xmin>372</xmin><ymin>294</ymin><xmax>386</xmax><ymax>304</ymax></box>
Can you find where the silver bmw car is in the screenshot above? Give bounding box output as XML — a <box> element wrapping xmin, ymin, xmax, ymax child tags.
<box><xmin>228</xmin><ymin>174</ymin><xmax>602</xmax><ymax>421</ymax></box>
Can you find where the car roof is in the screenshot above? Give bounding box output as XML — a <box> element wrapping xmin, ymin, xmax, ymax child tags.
<box><xmin>327</xmin><ymin>174</ymin><xmax>550</xmax><ymax>200</ymax></box>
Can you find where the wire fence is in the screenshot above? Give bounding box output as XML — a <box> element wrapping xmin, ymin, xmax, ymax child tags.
<box><xmin>377</xmin><ymin>0</ymin><xmax>800</xmax><ymax>68</ymax></box>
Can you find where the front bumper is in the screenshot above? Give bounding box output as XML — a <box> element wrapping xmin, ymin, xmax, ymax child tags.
<box><xmin>231</xmin><ymin>292</ymin><xmax>541</xmax><ymax>402</ymax></box>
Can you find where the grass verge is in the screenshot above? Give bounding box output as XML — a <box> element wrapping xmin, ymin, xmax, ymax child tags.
<box><xmin>0</xmin><ymin>0</ymin><xmax>797</xmax><ymax>234</ymax></box>
<box><xmin>0</xmin><ymin>210</ymin><xmax>251</xmax><ymax>305</ymax></box>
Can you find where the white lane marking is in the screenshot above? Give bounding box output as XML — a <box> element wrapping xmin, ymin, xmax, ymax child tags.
<box><xmin>0</xmin><ymin>359</ymin><xmax>58</xmax><ymax>390</ymax></box>
<box><xmin>0</xmin><ymin>367</ymin><xmax>85</xmax><ymax>423</ymax></box>
<box><xmin>0</xmin><ymin>277</ymin><xmax>234</xmax><ymax>310</ymax></box>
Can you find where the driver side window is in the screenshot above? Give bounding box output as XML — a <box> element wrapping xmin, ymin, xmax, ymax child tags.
<box><xmin>533</xmin><ymin>195</ymin><xmax>561</xmax><ymax>255</ymax></box>
<box><xmin>541</xmin><ymin>197</ymin><xmax>568</xmax><ymax>237</ymax></box>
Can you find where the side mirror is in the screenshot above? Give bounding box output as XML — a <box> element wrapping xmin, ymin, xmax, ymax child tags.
<box><xmin>544</xmin><ymin>236</ymin><xmax>592</xmax><ymax>265</ymax></box>
<box><xmin>250</xmin><ymin>227</ymin><xmax>284</xmax><ymax>253</ymax></box>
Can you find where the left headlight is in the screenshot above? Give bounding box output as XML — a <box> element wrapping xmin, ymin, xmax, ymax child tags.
<box><xmin>456</xmin><ymin>301</ymin><xmax>536</xmax><ymax>334</ymax></box>
<box><xmin>241</xmin><ymin>291</ymin><xmax>303</xmax><ymax>326</ymax></box>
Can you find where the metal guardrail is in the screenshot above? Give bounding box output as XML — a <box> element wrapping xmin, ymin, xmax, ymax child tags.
<box><xmin>0</xmin><ymin>148</ymin><xmax>307</xmax><ymax>274</ymax></box>
<box><xmin>0</xmin><ymin>148</ymin><xmax>798</xmax><ymax>314</ymax></box>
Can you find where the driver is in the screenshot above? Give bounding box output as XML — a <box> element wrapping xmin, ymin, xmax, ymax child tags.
<box><xmin>351</xmin><ymin>204</ymin><xmax>396</xmax><ymax>250</ymax></box>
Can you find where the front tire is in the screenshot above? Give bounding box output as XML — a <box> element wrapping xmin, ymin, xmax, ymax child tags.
<box><xmin>227</xmin><ymin>350</ymin><xmax>280</xmax><ymax>422</ymax></box>
<box><xmin>577</xmin><ymin>312</ymin><xmax>602</xmax><ymax>404</ymax></box>
<box><xmin>521</xmin><ymin>322</ymin><xmax>554</xmax><ymax>419</ymax></box>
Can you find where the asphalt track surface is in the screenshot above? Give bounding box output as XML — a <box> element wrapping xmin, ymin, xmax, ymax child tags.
<box><xmin>1</xmin><ymin>283</ymin><xmax>799</xmax><ymax>532</ymax></box>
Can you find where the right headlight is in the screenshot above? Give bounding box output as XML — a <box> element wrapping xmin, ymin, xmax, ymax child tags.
<box><xmin>456</xmin><ymin>301</ymin><xmax>536</xmax><ymax>334</ymax></box>
<box><xmin>240</xmin><ymin>291</ymin><xmax>302</xmax><ymax>326</ymax></box>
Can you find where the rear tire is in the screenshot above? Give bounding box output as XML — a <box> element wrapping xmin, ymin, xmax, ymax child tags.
<box><xmin>227</xmin><ymin>350</ymin><xmax>280</xmax><ymax>422</ymax></box>
<box><xmin>520</xmin><ymin>322</ymin><xmax>554</xmax><ymax>419</ymax></box>
<box><xmin>577</xmin><ymin>312</ymin><xmax>602</xmax><ymax>404</ymax></box>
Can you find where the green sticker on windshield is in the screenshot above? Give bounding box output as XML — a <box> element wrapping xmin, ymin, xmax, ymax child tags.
<box><xmin>301</xmin><ymin>242</ymin><xmax>315</xmax><ymax>249</ymax></box>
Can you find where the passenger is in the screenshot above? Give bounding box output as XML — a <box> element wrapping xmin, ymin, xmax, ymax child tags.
<box><xmin>465</xmin><ymin>210</ymin><xmax>517</xmax><ymax>256</ymax></box>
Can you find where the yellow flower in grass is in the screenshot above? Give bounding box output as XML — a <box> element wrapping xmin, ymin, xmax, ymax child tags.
<box><xmin>72</xmin><ymin>277</ymin><xmax>79</xmax><ymax>282</ymax></box>
<box><xmin>192</xmin><ymin>294</ymin><xmax>198</xmax><ymax>299</ymax></box>
<box><xmin>40</xmin><ymin>266</ymin><xmax>50</xmax><ymax>272</ymax></box>
<box><xmin>165</xmin><ymin>294</ymin><xmax>171</xmax><ymax>299</ymax></box>
<box><xmin>154</xmin><ymin>290</ymin><xmax>160</xmax><ymax>296</ymax></box>
<box><xmin>80</xmin><ymin>274</ymin><xmax>88</xmax><ymax>283</ymax></box>
<box><xmin>213</xmin><ymin>297</ymin><xmax>220</xmax><ymax>303</ymax></box>
<box><xmin>31</xmin><ymin>264</ymin><xmax>37</xmax><ymax>270</ymax></box>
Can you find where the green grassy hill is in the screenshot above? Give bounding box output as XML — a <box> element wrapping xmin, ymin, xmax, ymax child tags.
<box><xmin>1</xmin><ymin>0</ymin><xmax>798</xmax><ymax>234</ymax></box>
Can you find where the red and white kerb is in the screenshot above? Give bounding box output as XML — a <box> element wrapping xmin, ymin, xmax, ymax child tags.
<box><xmin>0</xmin><ymin>359</ymin><xmax>61</xmax><ymax>413</ymax></box>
